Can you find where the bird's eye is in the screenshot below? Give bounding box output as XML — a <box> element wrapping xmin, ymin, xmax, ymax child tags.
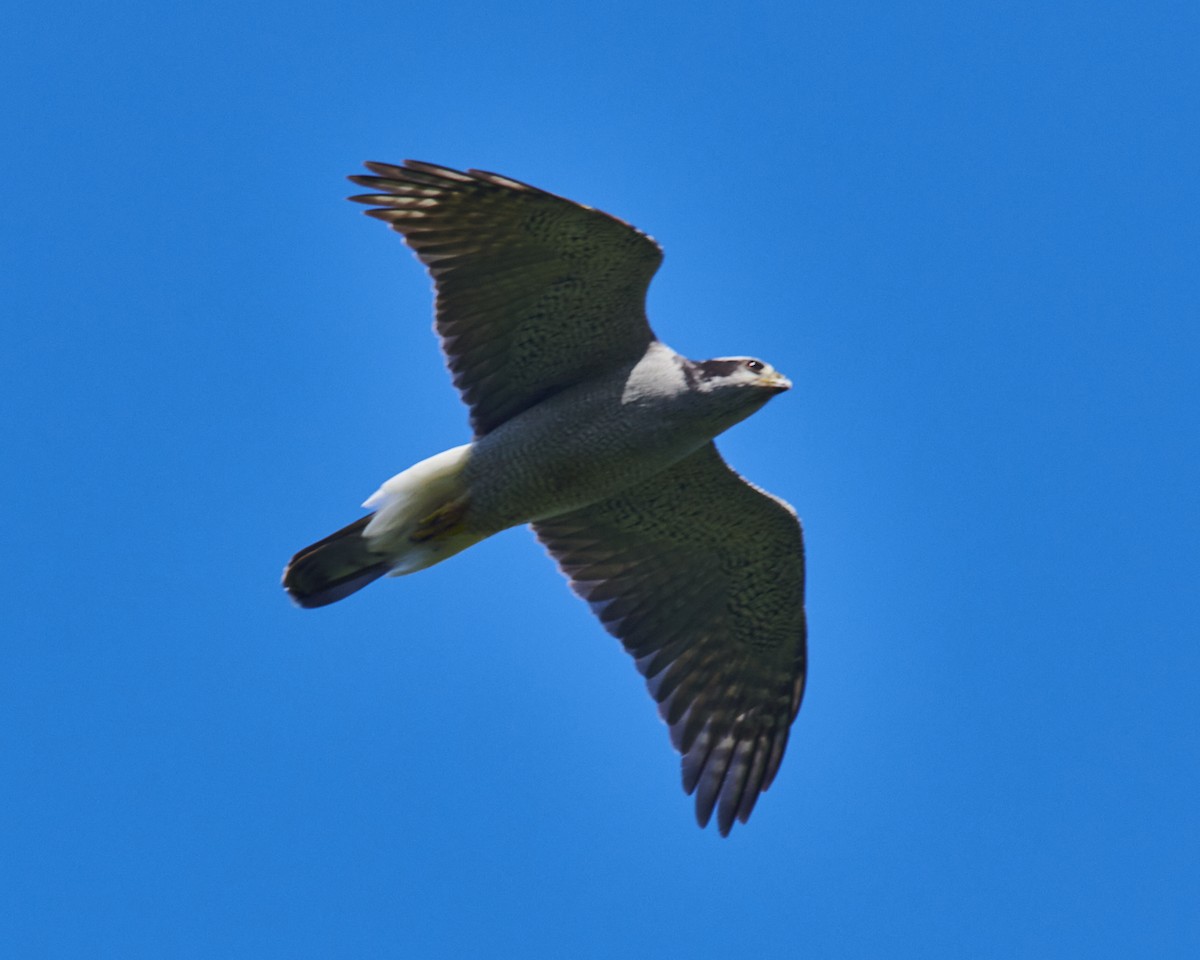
<box><xmin>745</xmin><ymin>359</ymin><xmax>765</xmax><ymax>373</ymax></box>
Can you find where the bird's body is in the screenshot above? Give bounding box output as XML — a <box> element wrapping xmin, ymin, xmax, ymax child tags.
<box><xmin>464</xmin><ymin>341</ymin><xmax>786</xmax><ymax>529</ymax></box>
<box><xmin>284</xmin><ymin>161</ymin><xmax>807</xmax><ymax>835</ymax></box>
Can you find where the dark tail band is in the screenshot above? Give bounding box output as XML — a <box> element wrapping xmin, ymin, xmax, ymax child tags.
<box><xmin>283</xmin><ymin>516</ymin><xmax>390</xmax><ymax>608</ymax></box>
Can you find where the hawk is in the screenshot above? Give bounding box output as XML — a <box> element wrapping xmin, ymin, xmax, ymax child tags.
<box><xmin>284</xmin><ymin>162</ymin><xmax>807</xmax><ymax>835</ymax></box>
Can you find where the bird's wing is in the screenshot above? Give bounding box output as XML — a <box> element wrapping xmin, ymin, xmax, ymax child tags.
<box><xmin>532</xmin><ymin>443</ymin><xmax>807</xmax><ymax>835</ymax></box>
<box><xmin>349</xmin><ymin>161</ymin><xmax>664</xmax><ymax>436</ymax></box>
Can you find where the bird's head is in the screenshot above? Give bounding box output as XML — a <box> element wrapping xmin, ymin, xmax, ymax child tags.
<box><xmin>694</xmin><ymin>357</ymin><xmax>792</xmax><ymax>394</ymax></box>
<box><xmin>686</xmin><ymin>356</ymin><xmax>791</xmax><ymax>430</ymax></box>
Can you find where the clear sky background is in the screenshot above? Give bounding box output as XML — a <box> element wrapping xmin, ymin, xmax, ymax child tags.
<box><xmin>3</xmin><ymin>1</ymin><xmax>1197</xmax><ymax>957</ymax></box>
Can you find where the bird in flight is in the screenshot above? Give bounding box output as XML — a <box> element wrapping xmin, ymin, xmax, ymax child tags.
<box><xmin>283</xmin><ymin>161</ymin><xmax>807</xmax><ymax>835</ymax></box>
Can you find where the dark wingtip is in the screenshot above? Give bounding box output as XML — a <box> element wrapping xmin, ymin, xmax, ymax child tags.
<box><xmin>362</xmin><ymin>160</ymin><xmax>408</xmax><ymax>178</ymax></box>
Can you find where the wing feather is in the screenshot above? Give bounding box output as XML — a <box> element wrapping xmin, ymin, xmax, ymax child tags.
<box><xmin>533</xmin><ymin>443</ymin><xmax>807</xmax><ymax>836</ymax></box>
<box><xmin>349</xmin><ymin>160</ymin><xmax>664</xmax><ymax>435</ymax></box>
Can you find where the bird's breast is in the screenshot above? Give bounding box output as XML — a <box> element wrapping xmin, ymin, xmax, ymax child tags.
<box><xmin>461</xmin><ymin>383</ymin><xmax>713</xmax><ymax>531</ymax></box>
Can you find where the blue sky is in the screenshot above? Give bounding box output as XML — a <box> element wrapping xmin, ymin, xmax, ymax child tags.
<box><xmin>3</xmin><ymin>0</ymin><xmax>1197</xmax><ymax>956</ymax></box>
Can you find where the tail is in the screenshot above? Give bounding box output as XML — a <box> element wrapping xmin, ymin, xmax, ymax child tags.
<box><xmin>282</xmin><ymin>516</ymin><xmax>392</xmax><ymax>608</ymax></box>
<box><xmin>283</xmin><ymin>444</ymin><xmax>484</xmax><ymax>609</ymax></box>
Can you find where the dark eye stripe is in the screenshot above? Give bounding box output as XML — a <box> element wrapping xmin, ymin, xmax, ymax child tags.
<box><xmin>696</xmin><ymin>359</ymin><xmax>745</xmax><ymax>379</ymax></box>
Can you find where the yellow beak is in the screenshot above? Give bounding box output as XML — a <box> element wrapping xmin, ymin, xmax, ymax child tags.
<box><xmin>757</xmin><ymin>371</ymin><xmax>792</xmax><ymax>392</ymax></box>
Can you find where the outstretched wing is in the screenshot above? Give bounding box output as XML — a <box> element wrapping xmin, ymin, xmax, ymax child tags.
<box><xmin>533</xmin><ymin>443</ymin><xmax>807</xmax><ymax>835</ymax></box>
<box><xmin>349</xmin><ymin>161</ymin><xmax>664</xmax><ymax>436</ymax></box>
